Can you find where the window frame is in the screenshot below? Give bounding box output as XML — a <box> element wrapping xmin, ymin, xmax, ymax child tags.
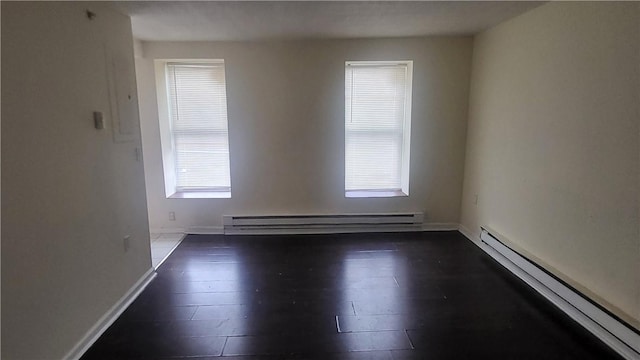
<box><xmin>154</xmin><ymin>59</ymin><xmax>232</xmax><ymax>199</ymax></box>
<box><xmin>344</xmin><ymin>60</ymin><xmax>413</xmax><ymax>198</ymax></box>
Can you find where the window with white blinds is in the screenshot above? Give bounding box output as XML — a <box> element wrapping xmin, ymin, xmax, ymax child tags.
<box><xmin>166</xmin><ymin>62</ymin><xmax>231</xmax><ymax>192</ymax></box>
<box><xmin>345</xmin><ymin>61</ymin><xmax>413</xmax><ymax>196</ymax></box>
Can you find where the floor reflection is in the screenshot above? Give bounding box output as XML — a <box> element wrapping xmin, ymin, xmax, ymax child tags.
<box><xmin>170</xmin><ymin>244</ymin><xmax>249</xmax><ymax>339</ymax></box>
<box><xmin>339</xmin><ymin>243</ymin><xmax>412</xmax><ymax>351</ymax></box>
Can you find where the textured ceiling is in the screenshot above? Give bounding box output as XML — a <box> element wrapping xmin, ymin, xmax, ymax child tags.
<box><xmin>114</xmin><ymin>1</ymin><xmax>543</xmax><ymax>41</ymax></box>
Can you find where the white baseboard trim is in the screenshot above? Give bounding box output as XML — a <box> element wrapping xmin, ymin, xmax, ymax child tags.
<box><xmin>473</xmin><ymin>228</ymin><xmax>639</xmax><ymax>360</ymax></box>
<box><xmin>457</xmin><ymin>224</ymin><xmax>480</xmax><ymax>246</ymax></box>
<box><xmin>421</xmin><ymin>222</ymin><xmax>459</xmax><ymax>231</ymax></box>
<box><xmin>63</xmin><ymin>268</ymin><xmax>157</xmax><ymax>360</ymax></box>
<box><xmin>150</xmin><ymin>227</ymin><xmax>185</xmax><ymax>235</ymax></box>
<box><xmin>153</xmin><ymin>224</ymin><xmax>460</xmax><ymax>236</ymax></box>
<box><xmin>187</xmin><ymin>226</ymin><xmax>224</xmax><ymax>235</ymax></box>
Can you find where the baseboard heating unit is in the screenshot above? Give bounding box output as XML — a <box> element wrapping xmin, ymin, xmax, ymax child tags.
<box><xmin>223</xmin><ymin>212</ymin><xmax>424</xmax><ymax>235</ymax></box>
<box><xmin>479</xmin><ymin>228</ymin><xmax>640</xmax><ymax>360</ymax></box>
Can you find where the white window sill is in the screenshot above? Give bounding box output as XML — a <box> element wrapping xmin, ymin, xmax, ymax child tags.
<box><xmin>168</xmin><ymin>191</ymin><xmax>231</xmax><ymax>199</ymax></box>
<box><xmin>345</xmin><ymin>190</ymin><xmax>408</xmax><ymax>198</ymax></box>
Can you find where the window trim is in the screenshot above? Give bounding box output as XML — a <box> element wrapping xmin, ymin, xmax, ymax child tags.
<box><xmin>154</xmin><ymin>59</ymin><xmax>232</xmax><ymax>199</ymax></box>
<box><xmin>344</xmin><ymin>60</ymin><xmax>413</xmax><ymax>198</ymax></box>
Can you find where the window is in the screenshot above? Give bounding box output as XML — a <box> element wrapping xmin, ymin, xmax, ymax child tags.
<box><xmin>345</xmin><ymin>61</ymin><xmax>413</xmax><ymax>197</ymax></box>
<box><xmin>156</xmin><ymin>60</ymin><xmax>231</xmax><ymax>198</ymax></box>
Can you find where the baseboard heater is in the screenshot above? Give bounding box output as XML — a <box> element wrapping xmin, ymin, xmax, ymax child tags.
<box><xmin>223</xmin><ymin>212</ymin><xmax>423</xmax><ymax>235</ymax></box>
<box><xmin>479</xmin><ymin>228</ymin><xmax>640</xmax><ymax>360</ymax></box>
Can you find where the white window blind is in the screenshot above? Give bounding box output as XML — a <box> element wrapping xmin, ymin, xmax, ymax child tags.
<box><xmin>167</xmin><ymin>62</ymin><xmax>231</xmax><ymax>191</ymax></box>
<box><xmin>345</xmin><ymin>61</ymin><xmax>412</xmax><ymax>194</ymax></box>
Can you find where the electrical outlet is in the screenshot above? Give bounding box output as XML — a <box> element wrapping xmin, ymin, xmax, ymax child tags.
<box><xmin>474</xmin><ymin>194</ymin><xmax>479</xmax><ymax>205</ymax></box>
<box><xmin>169</xmin><ymin>211</ymin><xmax>176</xmax><ymax>221</ymax></box>
<box><xmin>123</xmin><ymin>235</ymin><xmax>131</xmax><ymax>252</ymax></box>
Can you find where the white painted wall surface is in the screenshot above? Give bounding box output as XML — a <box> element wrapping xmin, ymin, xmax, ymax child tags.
<box><xmin>460</xmin><ymin>2</ymin><xmax>640</xmax><ymax>327</ymax></box>
<box><xmin>136</xmin><ymin>38</ymin><xmax>472</xmax><ymax>232</ymax></box>
<box><xmin>1</xmin><ymin>2</ymin><xmax>152</xmax><ymax>358</ymax></box>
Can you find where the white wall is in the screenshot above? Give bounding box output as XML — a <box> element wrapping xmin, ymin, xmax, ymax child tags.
<box><xmin>1</xmin><ymin>2</ymin><xmax>152</xmax><ymax>358</ymax></box>
<box><xmin>460</xmin><ymin>2</ymin><xmax>640</xmax><ymax>327</ymax></box>
<box><xmin>136</xmin><ymin>38</ymin><xmax>473</xmax><ymax>232</ymax></box>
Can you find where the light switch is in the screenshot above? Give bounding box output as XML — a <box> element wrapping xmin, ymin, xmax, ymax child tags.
<box><xmin>93</xmin><ymin>111</ymin><xmax>105</xmax><ymax>129</ymax></box>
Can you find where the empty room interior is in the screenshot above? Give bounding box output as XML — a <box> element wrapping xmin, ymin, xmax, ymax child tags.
<box><xmin>2</xmin><ymin>1</ymin><xmax>639</xmax><ymax>359</ymax></box>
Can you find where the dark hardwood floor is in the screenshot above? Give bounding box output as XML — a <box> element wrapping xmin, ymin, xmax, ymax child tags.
<box><xmin>82</xmin><ymin>231</ymin><xmax>621</xmax><ymax>359</ymax></box>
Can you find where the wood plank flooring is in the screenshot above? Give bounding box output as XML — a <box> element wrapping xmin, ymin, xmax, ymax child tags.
<box><xmin>81</xmin><ymin>231</ymin><xmax>621</xmax><ymax>359</ymax></box>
